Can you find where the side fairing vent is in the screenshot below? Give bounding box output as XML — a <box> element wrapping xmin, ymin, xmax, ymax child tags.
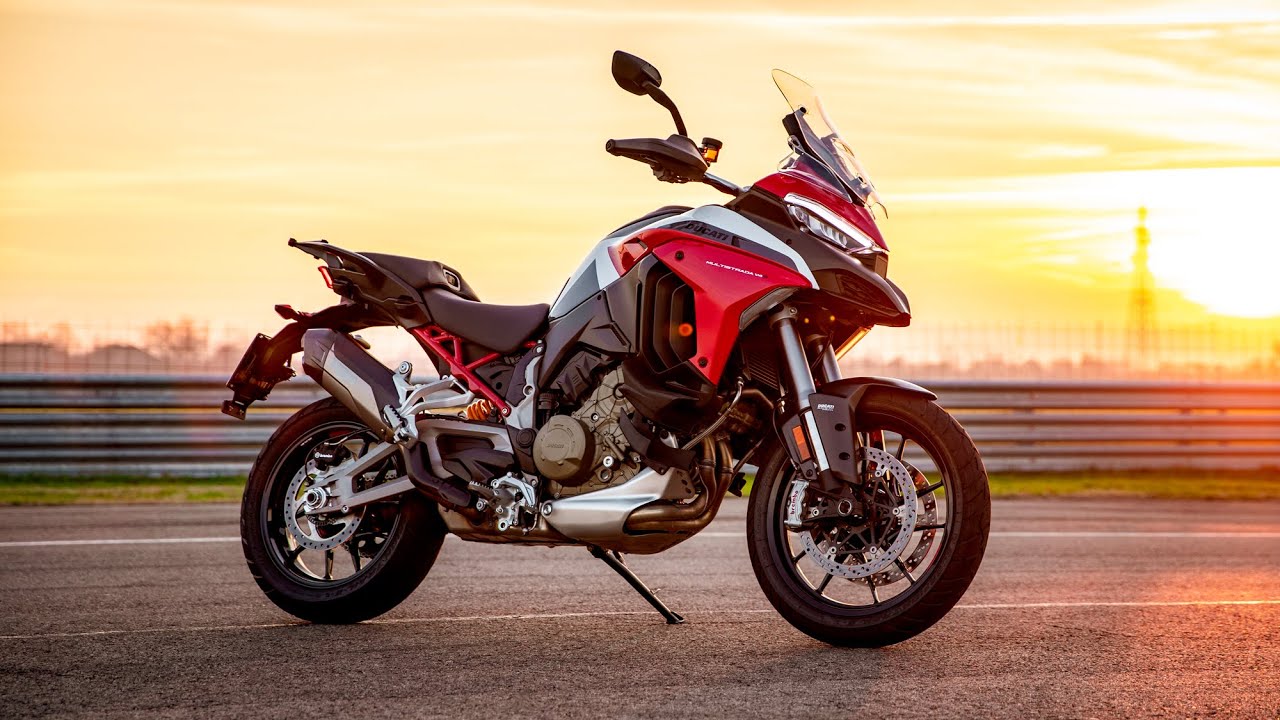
<box><xmin>640</xmin><ymin>265</ymin><xmax>697</xmax><ymax>373</ymax></box>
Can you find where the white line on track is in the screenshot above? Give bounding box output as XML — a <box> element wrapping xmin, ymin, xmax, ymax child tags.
<box><xmin>705</xmin><ymin>531</ymin><xmax>1280</xmax><ymax>539</ymax></box>
<box><xmin>0</xmin><ymin>537</ymin><xmax>240</xmax><ymax>547</ymax></box>
<box><xmin>4</xmin><ymin>530</ymin><xmax>1280</xmax><ymax>547</ymax></box>
<box><xmin>991</xmin><ymin>531</ymin><xmax>1280</xmax><ymax>538</ymax></box>
<box><xmin>956</xmin><ymin>600</ymin><xmax>1280</xmax><ymax>609</ymax></box>
<box><xmin>2</xmin><ymin>600</ymin><xmax>1277</xmax><ymax>641</ymax></box>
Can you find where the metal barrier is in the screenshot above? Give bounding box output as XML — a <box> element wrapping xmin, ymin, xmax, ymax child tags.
<box><xmin>1</xmin><ymin>375</ymin><xmax>1277</xmax><ymax>476</ymax></box>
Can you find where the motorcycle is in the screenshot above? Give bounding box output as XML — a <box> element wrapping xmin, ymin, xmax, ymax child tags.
<box><xmin>222</xmin><ymin>51</ymin><xmax>990</xmax><ymax>647</ymax></box>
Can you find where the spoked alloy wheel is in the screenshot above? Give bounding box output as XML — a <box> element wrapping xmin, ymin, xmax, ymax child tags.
<box><xmin>748</xmin><ymin>389</ymin><xmax>990</xmax><ymax>647</ymax></box>
<box><xmin>271</xmin><ymin>427</ymin><xmax>400</xmax><ymax>584</ymax></box>
<box><xmin>242</xmin><ymin>398</ymin><xmax>445</xmax><ymax>624</ymax></box>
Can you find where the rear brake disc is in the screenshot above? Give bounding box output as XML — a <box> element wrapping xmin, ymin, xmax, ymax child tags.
<box><xmin>284</xmin><ymin>462</ymin><xmax>363</xmax><ymax>552</ymax></box>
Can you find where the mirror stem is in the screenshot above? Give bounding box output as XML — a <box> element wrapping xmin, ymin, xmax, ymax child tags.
<box><xmin>643</xmin><ymin>83</ymin><xmax>688</xmax><ymax>137</ymax></box>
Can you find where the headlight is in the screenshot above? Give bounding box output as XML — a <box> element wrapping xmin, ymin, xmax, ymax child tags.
<box><xmin>784</xmin><ymin>193</ymin><xmax>881</xmax><ymax>254</ymax></box>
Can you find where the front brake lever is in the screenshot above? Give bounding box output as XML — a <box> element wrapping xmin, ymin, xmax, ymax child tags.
<box><xmin>651</xmin><ymin>165</ymin><xmax>688</xmax><ymax>183</ymax></box>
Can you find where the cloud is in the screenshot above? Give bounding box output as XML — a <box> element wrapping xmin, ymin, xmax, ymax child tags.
<box><xmin>1020</xmin><ymin>144</ymin><xmax>1111</xmax><ymax>160</ymax></box>
<box><xmin>7</xmin><ymin>0</ymin><xmax>1280</xmax><ymax>34</ymax></box>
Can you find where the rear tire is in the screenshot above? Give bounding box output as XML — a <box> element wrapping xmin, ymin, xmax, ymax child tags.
<box><xmin>747</xmin><ymin>388</ymin><xmax>990</xmax><ymax>647</ymax></box>
<box><xmin>241</xmin><ymin>398</ymin><xmax>446</xmax><ymax>624</ymax></box>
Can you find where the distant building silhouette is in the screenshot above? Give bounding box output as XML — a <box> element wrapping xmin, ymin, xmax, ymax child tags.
<box><xmin>79</xmin><ymin>344</ymin><xmax>162</xmax><ymax>373</ymax></box>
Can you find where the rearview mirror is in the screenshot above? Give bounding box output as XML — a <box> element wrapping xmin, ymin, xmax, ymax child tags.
<box><xmin>612</xmin><ymin>51</ymin><xmax>662</xmax><ymax>96</ymax></box>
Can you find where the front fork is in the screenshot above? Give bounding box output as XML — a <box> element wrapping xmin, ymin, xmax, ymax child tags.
<box><xmin>770</xmin><ymin>306</ymin><xmax>840</xmax><ymax>529</ymax></box>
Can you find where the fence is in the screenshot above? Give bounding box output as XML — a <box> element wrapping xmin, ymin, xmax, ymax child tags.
<box><xmin>0</xmin><ymin>376</ymin><xmax>1277</xmax><ymax>476</ymax></box>
<box><xmin>4</xmin><ymin>319</ymin><xmax>1280</xmax><ymax>381</ymax></box>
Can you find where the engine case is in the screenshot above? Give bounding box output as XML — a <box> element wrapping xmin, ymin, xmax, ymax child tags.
<box><xmin>534</xmin><ymin>368</ymin><xmax>645</xmax><ymax>498</ymax></box>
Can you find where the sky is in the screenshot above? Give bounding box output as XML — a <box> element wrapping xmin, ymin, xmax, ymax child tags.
<box><xmin>2</xmin><ymin>0</ymin><xmax>1279</xmax><ymax>347</ymax></box>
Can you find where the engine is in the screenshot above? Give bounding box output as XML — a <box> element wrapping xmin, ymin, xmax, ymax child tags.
<box><xmin>533</xmin><ymin>368</ymin><xmax>646</xmax><ymax>498</ymax></box>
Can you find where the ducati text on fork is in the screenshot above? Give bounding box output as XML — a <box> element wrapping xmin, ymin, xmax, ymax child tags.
<box><xmin>223</xmin><ymin>51</ymin><xmax>990</xmax><ymax>647</ymax></box>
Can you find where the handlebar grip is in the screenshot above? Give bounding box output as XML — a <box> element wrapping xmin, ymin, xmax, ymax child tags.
<box><xmin>606</xmin><ymin>138</ymin><xmax>651</xmax><ymax>158</ymax></box>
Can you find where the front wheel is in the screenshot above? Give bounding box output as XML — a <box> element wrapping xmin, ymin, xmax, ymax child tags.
<box><xmin>748</xmin><ymin>388</ymin><xmax>990</xmax><ymax>647</ymax></box>
<box><xmin>241</xmin><ymin>398</ymin><xmax>446</xmax><ymax>624</ymax></box>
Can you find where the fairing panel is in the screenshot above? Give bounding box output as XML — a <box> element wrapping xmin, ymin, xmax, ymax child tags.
<box><xmin>649</xmin><ymin>234</ymin><xmax>811</xmax><ymax>384</ymax></box>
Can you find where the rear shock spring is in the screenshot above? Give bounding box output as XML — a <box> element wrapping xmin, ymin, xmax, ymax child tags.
<box><xmin>465</xmin><ymin>398</ymin><xmax>496</xmax><ymax>421</ymax></box>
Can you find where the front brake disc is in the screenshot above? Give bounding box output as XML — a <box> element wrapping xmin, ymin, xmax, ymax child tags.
<box><xmin>798</xmin><ymin>446</ymin><xmax>918</xmax><ymax>579</ymax></box>
<box><xmin>868</xmin><ymin>459</ymin><xmax>937</xmax><ymax>586</ymax></box>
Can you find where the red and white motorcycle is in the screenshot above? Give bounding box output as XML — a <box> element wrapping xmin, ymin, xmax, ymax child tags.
<box><xmin>224</xmin><ymin>52</ymin><xmax>989</xmax><ymax>647</ymax></box>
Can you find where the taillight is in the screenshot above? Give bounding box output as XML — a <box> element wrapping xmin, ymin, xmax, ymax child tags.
<box><xmin>317</xmin><ymin>266</ymin><xmax>334</xmax><ymax>289</ymax></box>
<box><xmin>608</xmin><ymin>237</ymin><xmax>649</xmax><ymax>275</ymax></box>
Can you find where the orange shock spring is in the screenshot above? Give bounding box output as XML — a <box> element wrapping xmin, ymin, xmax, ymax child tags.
<box><xmin>465</xmin><ymin>398</ymin><xmax>496</xmax><ymax>421</ymax></box>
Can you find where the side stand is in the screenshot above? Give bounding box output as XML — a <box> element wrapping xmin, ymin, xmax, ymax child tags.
<box><xmin>589</xmin><ymin>546</ymin><xmax>685</xmax><ymax>625</ymax></box>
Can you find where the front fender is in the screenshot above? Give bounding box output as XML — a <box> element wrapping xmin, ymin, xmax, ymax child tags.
<box><xmin>816</xmin><ymin>377</ymin><xmax>936</xmax><ymax>414</ymax></box>
<box><xmin>779</xmin><ymin>377</ymin><xmax>936</xmax><ymax>490</ymax></box>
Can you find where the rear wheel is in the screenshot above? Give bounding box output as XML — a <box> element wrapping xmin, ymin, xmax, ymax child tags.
<box><xmin>241</xmin><ymin>398</ymin><xmax>445</xmax><ymax>623</ymax></box>
<box><xmin>747</xmin><ymin>388</ymin><xmax>990</xmax><ymax>647</ymax></box>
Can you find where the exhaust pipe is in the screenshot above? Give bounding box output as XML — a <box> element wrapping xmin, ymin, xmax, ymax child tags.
<box><xmin>624</xmin><ymin>440</ymin><xmax>734</xmax><ymax>534</ymax></box>
<box><xmin>301</xmin><ymin>329</ymin><xmax>473</xmax><ymax>511</ymax></box>
<box><xmin>302</xmin><ymin>329</ymin><xmax>400</xmax><ymax>438</ymax></box>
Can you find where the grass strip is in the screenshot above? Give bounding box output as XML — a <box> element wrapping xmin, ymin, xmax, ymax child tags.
<box><xmin>0</xmin><ymin>475</ymin><xmax>246</xmax><ymax>505</ymax></box>
<box><xmin>987</xmin><ymin>473</ymin><xmax>1279</xmax><ymax>501</ymax></box>
<box><xmin>0</xmin><ymin>472</ymin><xmax>1275</xmax><ymax>506</ymax></box>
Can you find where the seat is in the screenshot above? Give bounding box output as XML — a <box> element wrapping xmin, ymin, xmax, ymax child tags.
<box><xmin>422</xmin><ymin>289</ymin><xmax>549</xmax><ymax>354</ymax></box>
<box><xmin>360</xmin><ymin>252</ymin><xmax>480</xmax><ymax>301</ymax></box>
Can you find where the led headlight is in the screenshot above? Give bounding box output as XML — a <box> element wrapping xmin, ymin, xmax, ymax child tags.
<box><xmin>784</xmin><ymin>193</ymin><xmax>881</xmax><ymax>254</ymax></box>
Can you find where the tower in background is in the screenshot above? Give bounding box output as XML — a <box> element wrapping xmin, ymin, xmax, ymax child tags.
<box><xmin>1128</xmin><ymin>207</ymin><xmax>1155</xmax><ymax>364</ymax></box>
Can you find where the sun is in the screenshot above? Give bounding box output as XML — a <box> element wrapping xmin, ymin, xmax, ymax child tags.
<box><xmin>1144</xmin><ymin>199</ymin><xmax>1280</xmax><ymax>319</ymax></box>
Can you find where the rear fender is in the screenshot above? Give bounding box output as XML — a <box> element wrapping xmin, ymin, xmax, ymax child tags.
<box><xmin>779</xmin><ymin>377</ymin><xmax>936</xmax><ymax>491</ymax></box>
<box><xmin>221</xmin><ymin>303</ymin><xmax>389</xmax><ymax>419</ymax></box>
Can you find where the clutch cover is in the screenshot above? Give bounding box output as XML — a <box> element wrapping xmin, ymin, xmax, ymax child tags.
<box><xmin>533</xmin><ymin>415</ymin><xmax>596</xmax><ymax>485</ymax></box>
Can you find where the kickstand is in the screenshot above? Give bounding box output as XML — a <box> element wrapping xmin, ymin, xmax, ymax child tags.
<box><xmin>590</xmin><ymin>546</ymin><xmax>685</xmax><ymax>625</ymax></box>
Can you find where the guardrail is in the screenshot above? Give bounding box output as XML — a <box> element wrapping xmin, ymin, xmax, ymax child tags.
<box><xmin>1</xmin><ymin>376</ymin><xmax>1277</xmax><ymax>476</ymax></box>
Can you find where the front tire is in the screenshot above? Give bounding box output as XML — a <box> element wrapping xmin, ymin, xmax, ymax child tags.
<box><xmin>241</xmin><ymin>398</ymin><xmax>446</xmax><ymax>624</ymax></box>
<box><xmin>747</xmin><ymin>388</ymin><xmax>990</xmax><ymax>647</ymax></box>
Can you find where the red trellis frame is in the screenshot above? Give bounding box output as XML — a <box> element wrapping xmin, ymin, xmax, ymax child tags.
<box><xmin>409</xmin><ymin>325</ymin><xmax>511</xmax><ymax>416</ymax></box>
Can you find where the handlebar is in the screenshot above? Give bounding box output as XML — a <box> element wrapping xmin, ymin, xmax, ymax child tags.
<box><xmin>605</xmin><ymin>135</ymin><xmax>739</xmax><ymax>196</ymax></box>
<box><xmin>701</xmin><ymin>173</ymin><xmax>741</xmax><ymax>197</ymax></box>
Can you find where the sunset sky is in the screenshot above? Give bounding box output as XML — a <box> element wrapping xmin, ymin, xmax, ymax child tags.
<box><xmin>3</xmin><ymin>0</ymin><xmax>1279</xmax><ymax>347</ymax></box>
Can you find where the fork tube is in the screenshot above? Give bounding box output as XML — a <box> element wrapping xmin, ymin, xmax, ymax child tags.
<box><xmin>772</xmin><ymin>308</ymin><xmax>816</xmax><ymax>406</ymax></box>
<box><xmin>771</xmin><ymin>307</ymin><xmax>830</xmax><ymax>473</ymax></box>
<box><xmin>818</xmin><ymin>345</ymin><xmax>842</xmax><ymax>384</ymax></box>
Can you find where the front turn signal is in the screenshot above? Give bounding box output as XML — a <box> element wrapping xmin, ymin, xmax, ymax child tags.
<box><xmin>701</xmin><ymin>137</ymin><xmax>723</xmax><ymax>163</ymax></box>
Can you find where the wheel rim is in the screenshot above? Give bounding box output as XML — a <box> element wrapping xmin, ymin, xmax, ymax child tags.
<box><xmin>773</xmin><ymin>418</ymin><xmax>955</xmax><ymax>611</ymax></box>
<box><xmin>260</xmin><ymin>420</ymin><xmax>405</xmax><ymax>587</ymax></box>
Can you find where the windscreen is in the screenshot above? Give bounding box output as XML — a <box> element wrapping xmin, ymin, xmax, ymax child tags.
<box><xmin>772</xmin><ymin>69</ymin><xmax>881</xmax><ymax>208</ymax></box>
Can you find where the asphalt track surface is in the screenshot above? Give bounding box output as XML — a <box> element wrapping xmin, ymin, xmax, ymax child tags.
<box><xmin>2</xmin><ymin>497</ymin><xmax>1278</xmax><ymax>719</ymax></box>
